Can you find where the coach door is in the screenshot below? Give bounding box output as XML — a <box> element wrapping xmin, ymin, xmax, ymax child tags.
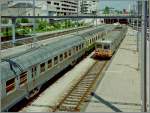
<box><xmin>31</xmin><ymin>66</ymin><xmax>37</xmax><ymax>84</ymax></box>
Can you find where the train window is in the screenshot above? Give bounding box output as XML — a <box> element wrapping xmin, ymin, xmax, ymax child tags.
<box><xmin>48</xmin><ymin>59</ymin><xmax>52</xmax><ymax>68</ymax></box>
<box><xmin>69</xmin><ymin>50</ymin><xmax>71</xmax><ymax>56</ymax></box>
<box><xmin>40</xmin><ymin>63</ymin><xmax>45</xmax><ymax>73</ymax></box>
<box><xmin>20</xmin><ymin>71</ymin><xmax>27</xmax><ymax>86</ymax></box>
<box><xmin>73</xmin><ymin>47</ymin><xmax>76</xmax><ymax>52</ymax></box>
<box><xmin>6</xmin><ymin>78</ymin><xmax>15</xmax><ymax>94</ymax></box>
<box><xmin>54</xmin><ymin>56</ymin><xmax>58</xmax><ymax>65</ymax></box>
<box><xmin>104</xmin><ymin>44</ymin><xmax>110</xmax><ymax>50</ymax></box>
<box><xmin>79</xmin><ymin>45</ymin><xmax>81</xmax><ymax>50</ymax></box>
<box><xmin>82</xmin><ymin>43</ymin><xmax>84</xmax><ymax>48</ymax></box>
<box><xmin>76</xmin><ymin>46</ymin><xmax>78</xmax><ymax>51</ymax></box>
<box><xmin>60</xmin><ymin>54</ymin><xmax>63</xmax><ymax>61</ymax></box>
<box><xmin>64</xmin><ymin>52</ymin><xmax>68</xmax><ymax>58</ymax></box>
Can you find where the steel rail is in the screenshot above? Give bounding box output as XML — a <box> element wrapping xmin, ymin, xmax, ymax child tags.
<box><xmin>52</xmin><ymin>60</ymin><xmax>108</xmax><ymax>112</ymax></box>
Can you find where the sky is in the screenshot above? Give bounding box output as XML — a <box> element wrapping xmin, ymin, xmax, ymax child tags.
<box><xmin>99</xmin><ymin>0</ymin><xmax>136</xmax><ymax>11</ymax></box>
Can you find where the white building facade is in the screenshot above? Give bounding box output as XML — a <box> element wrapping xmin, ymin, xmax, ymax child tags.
<box><xmin>79</xmin><ymin>0</ymin><xmax>99</xmax><ymax>14</ymax></box>
<box><xmin>1</xmin><ymin>0</ymin><xmax>78</xmax><ymax>16</ymax></box>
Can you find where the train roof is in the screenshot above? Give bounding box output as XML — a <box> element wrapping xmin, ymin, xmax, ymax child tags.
<box><xmin>95</xmin><ymin>31</ymin><xmax>121</xmax><ymax>44</ymax></box>
<box><xmin>1</xmin><ymin>35</ymin><xmax>84</xmax><ymax>81</ymax></box>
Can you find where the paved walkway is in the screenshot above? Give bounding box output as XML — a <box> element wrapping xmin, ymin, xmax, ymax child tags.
<box><xmin>85</xmin><ymin>27</ymin><xmax>141</xmax><ymax>112</ymax></box>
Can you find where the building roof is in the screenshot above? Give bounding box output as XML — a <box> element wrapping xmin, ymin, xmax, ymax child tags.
<box><xmin>9</xmin><ymin>3</ymin><xmax>38</xmax><ymax>8</ymax></box>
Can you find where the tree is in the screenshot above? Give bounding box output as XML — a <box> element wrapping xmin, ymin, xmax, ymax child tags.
<box><xmin>103</xmin><ymin>6</ymin><xmax>110</xmax><ymax>14</ymax></box>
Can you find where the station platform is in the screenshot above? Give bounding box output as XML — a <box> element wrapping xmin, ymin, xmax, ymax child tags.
<box><xmin>85</xmin><ymin>27</ymin><xmax>141</xmax><ymax>112</ymax></box>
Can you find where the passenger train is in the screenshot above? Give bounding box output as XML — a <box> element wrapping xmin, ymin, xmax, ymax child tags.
<box><xmin>94</xmin><ymin>26</ymin><xmax>127</xmax><ymax>58</ymax></box>
<box><xmin>0</xmin><ymin>24</ymin><xmax>126</xmax><ymax>111</ymax></box>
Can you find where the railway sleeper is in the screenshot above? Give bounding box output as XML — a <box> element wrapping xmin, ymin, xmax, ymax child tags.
<box><xmin>74</xmin><ymin>87</ymin><xmax>89</xmax><ymax>91</ymax></box>
<box><xmin>63</xmin><ymin>101</ymin><xmax>79</xmax><ymax>105</ymax></box>
<box><xmin>73</xmin><ymin>88</ymin><xmax>88</xmax><ymax>91</ymax></box>
<box><xmin>79</xmin><ymin>81</ymin><xmax>93</xmax><ymax>84</ymax></box>
<box><xmin>77</xmin><ymin>86</ymin><xmax>90</xmax><ymax>89</ymax></box>
<box><xmin>67</xmin><ymin>97</ymin><xmax>82</xmax><ymax>101</ymax></box>
<box><xmin>84</xmin><ymin>75</ymin><xmax>97</xmax><ymax>78</ymax></box>
<box><xmin>81</xmin><ymin>80</ymin><xmax>96</xmax><ymax>84</ymax></box>
<box><xmin>65</xmin><ymin>98</ymin><xmax>81</xmax><ymax>102</ymax></box>
<box><xmin>73</xmin><ymin>89</ymin><xmax>88</xmax><ymax>93</ymax></box>
<box><xmin>60</xmin><ymin>104</ymin><xmax>77</xmax><ymax>108</ymax></box>
<box><xmin>83</xmin><ymin>76</ymin><xmax>96</xmax><ymax>79</ymax></box>
<box><xmin>86</xmin><ymin>73</ymin><xmax>98</xmax><ymax>76</ymax></box>
<box><xmin>69</xmin><ymin>94</ymin><xmax>83</xmax><ymax>97</ymax></box>
<box><xmin>68</xmin><ymin>94</ymin><xmax>82</xmax><ymax>99</ymax></box>
<box><xmin>59</xmin><ymin>106</ymin><xmax>76</xmax><ymax>111</ymax></box>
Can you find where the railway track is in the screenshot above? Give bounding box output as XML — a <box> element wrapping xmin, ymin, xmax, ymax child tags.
<box><xmin>1</xmin><ymin>26</ymin><xmax>91</xmax><ymax>50</ymax></box>
<box><xmin>52</xmin><ymin>60</ymin><xmax>108</xmax><ymax>112</ymax></box>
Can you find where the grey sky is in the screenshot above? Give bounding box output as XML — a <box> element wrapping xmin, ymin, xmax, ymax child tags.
<box><xmin>99</xmin><ymin>0</ymin><xmax>137</xmax><ymax>11</ymax></box>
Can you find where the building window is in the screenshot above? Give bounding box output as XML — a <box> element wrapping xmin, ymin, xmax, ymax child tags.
<box><xmin>47</xmin><ymin>1</ymin><xmax>51</xmax><ymax>4</ymax></box>
<box><xmin>40</xmin><ymin>63</ymin><xmax>45</xmax><ymax>73</ymax></box>
<box><xmin>54</xmin><ymin>56</ymin><xmax>58</xmax><ymax>65</ymax></box>
<box><xmin>60</xmin><ymin>54</ymin><xmax>63</xmax><ymax>61</ymax></box>
<box><xmin>48</xmin><ymin>59</ymin><xmax>52</xmax><ymax>68</ymax></box>
<box><xmin>20</xmin><ymin>72</ymin><xmax>27</xmax><ymax>86</ymax></box>
<box><xmin>64</xmin><ymin>52</ymin><xmax>68</xmax><ymax>58</ymax></box>
<box><xmin>6</xmin><ymin>78</ymin><xmax>15</xmax><ymax>94</ymax></box>
<box><xmin>54</xmin><ymin>2</ymin><xmax>59</xmax><ymax>5</ymax></box>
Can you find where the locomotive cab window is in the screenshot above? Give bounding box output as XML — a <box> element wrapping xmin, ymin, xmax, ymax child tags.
<box><xmin>20</xmin><ymin>71</ymin><xmax>27</xmax><ymax>86</ymax></box>
<box><xmin>97</xmin><ymin>44</ymin><xmax>102</xmax><ymax>48</ymax></box>
<box><xmin>104</xmin><ymin>44</ymin><xmax>110</xmax><ymax>50</ymax></box>
<box><xmin>6</xmin><ymin>78</ymin><xmax>15</xmax><ymax>94</ymax></box>
<box><xmin>40</xmin><ymin>63</ymin><xmax>45</xmax><ymax>73</ymax></box>
<box><xmin>54</xmin><ymin>56</ymin><xmax>58</xmax><ymax>65</ymax></box>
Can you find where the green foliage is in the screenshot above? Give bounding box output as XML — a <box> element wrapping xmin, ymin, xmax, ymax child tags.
<box><xmin>2</xmin><ymin>19</ymin><xmax>87</xmax><ymax>37</ymax></box>
<box><xmin>2</xmin><ymin>30</ymin><xmax>12</xmax><ymax>37</ymax></box>
<box><xmin>21</xmin><ymin>18</ymin><xmax>29</xmax><ymax>23</ymax></box>
<box><xmin>1</xmin><ymin>19</ymin><xmax>9</xmax><ymax>24</ymax></box>
<box><xmin>16</xmin><ymin>27</ymin><xmax>32</xmax><ymax>36</ymax></box>
<box><xmin>38</xmin><ymin>20</ymin><xmax>49</xmax><ymax>31</ymax></box>
<box><xmin>103</xmin><ymin>6</ymin><xmax>110</xmax><ymax>14</ymax></box>
<box><xmin>16</xmin><ymin>18</ymin><xmax>29</xmax><ymax>23</ymax></box>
